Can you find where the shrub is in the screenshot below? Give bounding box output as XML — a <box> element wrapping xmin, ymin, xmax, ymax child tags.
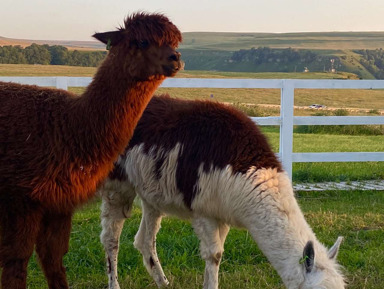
<box><xmin>295</xmin><ymin>125</ymin><xmax>383</xmax><ymax>135</ymax></box>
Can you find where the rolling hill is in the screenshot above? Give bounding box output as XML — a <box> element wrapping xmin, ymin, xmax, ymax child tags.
<box><xmin>2</xmin><ymin>32</ymin><xmax>384</xmax><ymax>78</ymax></box>
<box><xmin>0</xmin><ymin>36</ymin><xmax>104</xmax><ymax>51</ymax></box>
<box><xmin>2</xmin><ymin>31</ymin><xmax>384</xmax><ymax>51</ymax></box>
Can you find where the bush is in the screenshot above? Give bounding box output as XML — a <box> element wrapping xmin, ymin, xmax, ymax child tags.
<box><xmin>296</xmin><ymin>108</ymin><xmax>384</xmax><ymax>135</ymax></box>
<box><xmin>333</xmin><ymin>108</ymin><xmax>349</xmax><ymax>116</ymax></box>
<box><xmin>295</xmin><ymin>125</ymin><xmax>383</xmax><ymax>135</ymax></box>
<box><xmin>231</xmin><ymin>103</ymin><xmax>279</xmax><ymax>117</ymax></box>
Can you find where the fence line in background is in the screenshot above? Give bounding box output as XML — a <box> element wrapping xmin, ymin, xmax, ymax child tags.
<box><xmin>1</xmin><ymin>76</ymin><xmax>384</xmax><ymax>180</ymax></box>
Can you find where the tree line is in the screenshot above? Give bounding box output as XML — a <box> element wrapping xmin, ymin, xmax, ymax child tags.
<box><xmin>2</xmin><ymin>43</ymin><xmax>384</xmax><ymax>79</ymax></box>
<box><xmin>0</xmin><ymin>44</ymin><xmax>107</xmax><ymax>67</ymax></box>
<box><xmin>230</xmin><ymin>47</ymin><xmax>340</xmax><ymax>73</ymax></box>
<box><xmin>231</xmin><ymin>47</ymin><xmax>317</xmax><ymax>65</ymax></box>
<box><xmin>354</xmin><ymin>48</ymin><xmax>384</xmax><ymax>79</ymax></box>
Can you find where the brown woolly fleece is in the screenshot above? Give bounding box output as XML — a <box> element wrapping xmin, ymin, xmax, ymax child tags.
<box><xmin>0</xmin><ymin>12</ymin><xmax>182</xmax><ymax>289</ymax></box>
<box><xmin>113</xmin><ymin>94</ymin><xmax>282</xmax><ymax>208</ymax></box>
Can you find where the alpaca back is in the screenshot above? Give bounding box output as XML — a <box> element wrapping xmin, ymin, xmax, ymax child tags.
<box><xmin>0</xmin><ymin>82</ymin><xmax>73</xmax><ymax>190</ymax></box>
<box><xmin>113</xmin><ymin>94</ymin><xmax>281</xmax><ymax>210</ymax></box>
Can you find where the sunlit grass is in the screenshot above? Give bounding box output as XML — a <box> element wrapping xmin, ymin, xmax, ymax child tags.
<box><xmin>22</xmin><ymin>190</ymin><xmax>384</xmax><ymax>289</ymax></box>
<box><xmin>0</xmin><ymin>64</ymin><xmax>96</xmax><ymax>76</ymax></box>
<box><xmin>260</xmin><ymin>128</ymin><xmax>384</xmax><ymax>182</ymax></box>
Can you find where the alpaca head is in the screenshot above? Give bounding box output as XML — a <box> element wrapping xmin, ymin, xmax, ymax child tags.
<box><xmin>297</xmin><ymin>237</ymin><xmax>345</xmax><ymax>289</ymax></box>
<box><xmin>93</xmin><ymin>12</ymin><xmax>183</xmax><ymax>80</ymax></box>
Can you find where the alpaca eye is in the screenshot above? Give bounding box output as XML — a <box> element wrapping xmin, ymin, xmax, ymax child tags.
<box><xmin>138</xmin><ymin>40</ymin><xmax>149</xmax><ymax>49</ymax></box>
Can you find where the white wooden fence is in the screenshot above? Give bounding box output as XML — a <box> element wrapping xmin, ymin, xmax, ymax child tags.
<box><xmin>1</xmin><ymin>76</ymin><xmax>384</xmax><ymax>180</ymax></box>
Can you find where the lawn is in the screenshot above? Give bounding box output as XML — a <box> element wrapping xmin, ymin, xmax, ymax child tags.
<box><xmin>259</xmin><ymin>128</ymin><xmax>384</xmax><ymax>182</ymax></box>
<box><xmin>22</xmin><ymin>189</ymin><xmax>384</xmax><ymax>289</ymax></box>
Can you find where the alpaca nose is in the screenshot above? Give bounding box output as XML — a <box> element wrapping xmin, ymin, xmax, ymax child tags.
<box><xmin>169</xmin><ymin>51</ymin><xmax>181</xmax><ymax>61</ymax></box>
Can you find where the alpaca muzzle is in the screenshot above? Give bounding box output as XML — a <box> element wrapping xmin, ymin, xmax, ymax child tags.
<box><xmin>165</xmin><ymin>51</ymin><xmax>184</xmax><ymax>75</ymax></box>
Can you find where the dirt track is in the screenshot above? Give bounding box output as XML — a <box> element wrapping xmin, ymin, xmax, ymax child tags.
<box><xmin>255</xmin><ymin>103</ymin><xmax>384</xmax><ymax>115</ymax></box>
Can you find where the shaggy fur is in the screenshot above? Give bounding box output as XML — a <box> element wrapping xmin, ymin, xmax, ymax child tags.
<box><xmin>0</xmin><ymin>13</ymin><xmax>182</xmax><ymax>289</ymax></box>
<box><xmin>100</xmin><ymin>95</ymin><xmax>345</xmax><ymax>289</ymax></box>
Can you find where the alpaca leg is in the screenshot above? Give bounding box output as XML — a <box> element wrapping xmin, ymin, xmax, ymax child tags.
<box><xmin>192</xmin><ymin>217</ymin><xmax>230</xmax><ymax>289</ymax></box>
<box><xmin>134</xmin><ymin>200</ymin><xmax>168</xmax><ymax>287</ymax></box>
<box><xmin>218</xmin><ymin>223</ymin><xmax>230</xmax><ymax>254</ymax></box>
<box><xmin>35</xmin><ymin>212</ymin><xmax>73</xmax><ymax>289</ymax></box>
<box><xmin>0</xmin><ymin>202</ymin><xmax>42</xmax><ymax>289</ymax></box>
<box><xmin>100</xmin><ymin>189</ymin><xmax>135</xmax><ymax>289</ymax></box>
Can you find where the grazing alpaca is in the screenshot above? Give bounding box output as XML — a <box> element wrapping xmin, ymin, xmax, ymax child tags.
<box><xmin>0</xmin><ymin>13</ymin><xmax>182</xmax><ymax>289</ymax></box>
<box><xmin>100</xmin><ymin>95</ymin><xmax>345</xmax><ymax>289</ymax></box>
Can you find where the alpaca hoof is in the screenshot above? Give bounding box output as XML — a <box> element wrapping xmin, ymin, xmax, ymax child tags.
<box><xmin>155</xmin><ymin>275</ymin><xmax>169</xmax><ymax>288</ymax></box>
<box><xmin>108</xmin><ymin>278</ymin><xmax>121</xmax><ymax>289</ymax></box>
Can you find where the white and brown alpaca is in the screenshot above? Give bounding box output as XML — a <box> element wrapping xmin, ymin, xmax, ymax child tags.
<box><xmin>0</xmin><ymin>13</ymin><xmax>182</xmax><ymax>289</ymax></box>
<box><xmin>100</xmin><ymin>95</ymin><xmax>345</xmax><ymax>289</ymax></box>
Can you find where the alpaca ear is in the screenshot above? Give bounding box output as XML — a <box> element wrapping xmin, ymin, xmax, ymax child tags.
<box><xmin>328</xmin><ymin>236</ymin><xmax>343</xmax><ymax>260</ymax></box>
<box><xmin>93</xmin><ymin>31</ymin><xmax>124</xmax><ymax>48</ymax></box>
<box><xmin>303</xmin><ymin>241</ymin><xmax>315</xmax><ymax>273</ymax></box>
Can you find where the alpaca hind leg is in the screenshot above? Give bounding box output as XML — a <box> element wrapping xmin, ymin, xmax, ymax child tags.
<box><xmin>35</xmin><ymin>212</ymin><xmax>72</xmax><ymax>289</ymax></box>
<box><xmin>100</xmin><ymin>189</ymin><xmax>135</xmax><ymax>289</ymax></box>
<box><xmin>192</xmin><ymin>217</ymin><xmax>230</xmax><ymax>289</ymax></box>
<box><xmin>134</xmin><ymin>200</ymin><xmax>168</xmax><ymax>287</ymax></box>
<box><xmin>218</xmin><ymin>223</ymin><xmax>230</xmax><ymax>248</ymax></box>
<box><xmin>0</xmin><ymin>200</ymin><xmax>42</xmax><ymax>289</ymax></box>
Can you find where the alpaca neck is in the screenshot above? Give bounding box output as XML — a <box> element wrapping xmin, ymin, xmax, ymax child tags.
<box><xmin>67</xmin><ymin>56</ymin><xmax>165</xmax><ymax>181</ymax></box>
<box><xmin>243</xmin><ymin>172</ymin><xmax>316</xmax><ymax>288</ymax></box>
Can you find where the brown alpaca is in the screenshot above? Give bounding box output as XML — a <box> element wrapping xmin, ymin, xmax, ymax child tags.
<box><xmin>0</xmin><ymin>12</ymin><xmax>182</xmax><ymax>289</ymax></box>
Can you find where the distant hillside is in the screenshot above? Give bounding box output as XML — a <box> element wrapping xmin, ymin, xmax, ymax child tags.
<box><xmin>2</xmin><ymin>32</ymin><xmax>384</xmax><ymax>78</ymax></box>
<box><xmin>2</xmin><ymin>31</ymin><xmax>384</xmax><ymax>51</ymax></box>
<box><xmin>178</xmin><ymin>47</ymin><xmax>376</xmax><ymax>79</ymax></box>
<box><xmin>0</xmin><ymin>36</ymin><xmax>104</xmax><ymax>51</ymax></box>
<box><xmin>181</xmin><ymin>31</ymin><xmax>384</xmax><ymax>50</ymax></box>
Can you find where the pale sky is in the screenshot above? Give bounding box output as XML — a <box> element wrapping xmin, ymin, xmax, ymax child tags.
<box><xmin>1</xmin><ymin>0</ymin><xmax>384</xmax><ymax>41</ymax></box>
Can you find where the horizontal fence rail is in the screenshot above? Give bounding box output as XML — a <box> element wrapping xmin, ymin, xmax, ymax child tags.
<box><xmin>1</xmin><ymin>76</ymin><xmax>383</xmax><ymax>180</ymax></box>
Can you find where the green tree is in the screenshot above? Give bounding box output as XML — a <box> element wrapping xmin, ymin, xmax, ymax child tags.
<box><xmin>0</xmin><ymin>45</ymin><xmax>27</xmax><ymax>64</ymax></box>
<box><xmin>49</xmin><ymin>45</ymin><xmax>69</xmax><ymax>65</ymax></box>
<box><xmin>24</xmin><ymin>43</ymin><xmax>51</xmax><ymax>65</ymax></box>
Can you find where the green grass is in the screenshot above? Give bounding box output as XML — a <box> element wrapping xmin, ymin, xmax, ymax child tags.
<box><xmin>0</xmin><ymin>64</ymin><xmax>96</xmax><ymax>76</ymax></box>
<box><xmin>260</xmin><ymin>127</ymin><xmax>384</xmax><ymax>182</ymax></box>
<box><xmin>295</xmin><ymin>125</ymin><xmax>383</xmax><ymax>136</ymax></box>
<box><xmin>22</xmin><ymin>191</ymin><xmax>384</xmax><ymax>289</ymax></box>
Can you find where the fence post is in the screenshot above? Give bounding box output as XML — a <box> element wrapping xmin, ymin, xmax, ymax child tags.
<box><xmin>55</xmin><ymin>77</ymin><xmax>68</xmax><ymax>90</ymax></box>
<box><xmin>279</xmin><ymin>80</ymin><xmax>295</xmax><ymax>180</ymax></box>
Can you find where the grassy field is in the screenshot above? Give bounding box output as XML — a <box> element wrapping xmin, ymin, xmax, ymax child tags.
<box><xmin>260</xmin><ymin>127</ymin><xmax>384</xmax><ymax>182</ymax></box>
<box><xmin>21</xmin><ymin>189</ymin><xmax>384</xmax><ymax>289</ymax></box>
<box><xmin>0</xmin><ymin>63</ymin><xmax>96</xmax><ymax>76</ymax></box>
<box><xmin>1</xmin><ymin>64</ymin><xmax>383</xmax><ymax>114</ymax></box>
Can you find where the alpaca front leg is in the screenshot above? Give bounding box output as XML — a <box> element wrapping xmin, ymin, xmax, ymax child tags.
<box><xmin>100</xmin><ymin>189</ymin><xmax>135</xmax><ymax>289</ymax></box>
<box><xmin>36</xmin><ymin>212</ymin><xmax>72</xmax><ymax>289</ymax></box>
<box><xmin>100</xmin><ymin>210</ymin><xmax>126</xmax><ymax>289</ymax></box>
<box><xmin>134</xmin><ymin>201</ymin><xmax>169</xmax><ymax>287</ymax></box>
<box><xmin>0</xmin><ymin>204</ymin><xmax>43</xmax><ymax>289</ymax></box>
<box><xmin>192</xmin><ymin>218</ymin><xmax>230</xmax><ymax>289</ymax></box>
